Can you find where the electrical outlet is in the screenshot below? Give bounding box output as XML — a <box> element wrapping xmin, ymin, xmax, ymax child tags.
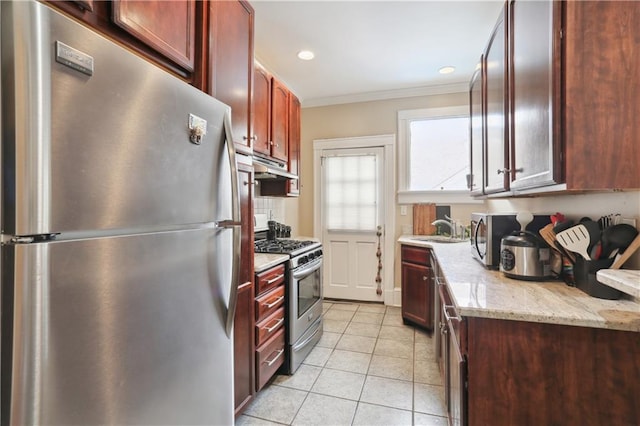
<box><xmin>400</xmin><ymin>205</ymin><xmax>407</xmax><ymax>216</ymax></box>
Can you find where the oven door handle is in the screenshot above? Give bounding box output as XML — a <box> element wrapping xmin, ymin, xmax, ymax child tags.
<box><xmin>292</xmin><ymin>258</ymin><xmax>323</xmax><ymax>280</ymax></box>
<box><xmin>292</xmin><ymin>324</ymin><xmax>322</xmax><ymax>351</ymax></box>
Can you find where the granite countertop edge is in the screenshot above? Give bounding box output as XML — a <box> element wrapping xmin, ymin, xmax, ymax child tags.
<box><xmin>254</xmin><ymin>253</ymin><xmax>289</xmax><ymax>273</ymax></box>
<box><xmin>596</xmin><ymin>269</ymin><xmax>640</xmax><ymax>298</ymax></box>
<box><xmin>398</xmin><ymin>235</ymin><xmax>640</xmax><ymax>332</ymax></box>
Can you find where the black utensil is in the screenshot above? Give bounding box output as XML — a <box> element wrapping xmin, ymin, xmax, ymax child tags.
<box><xmin>600</xmin><ymin>224</ymin><xmax>639</xmax><ymax>259</ymax></box>
<box><xmin>553</xmin><ymin>219</ymin><xmax>574</xmax><ymax>234</ymax></box>
<box><xmin>580</xmin><ymin>219</ymin><xmax>601</xmax><ymax>254</ymax></box>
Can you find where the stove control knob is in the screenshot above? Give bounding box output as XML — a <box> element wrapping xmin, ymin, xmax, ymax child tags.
<box><xmin>308</xmin><ymin>252</ymin><xmax>315</xmax><ymax>260</ymax></box>
<box><xmin>299</xmin><ymin>255</ymin><xmax>308</xmax><ymax>265</ymax></box>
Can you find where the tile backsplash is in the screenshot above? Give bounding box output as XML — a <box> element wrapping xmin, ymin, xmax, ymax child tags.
<box><xmin>254</xmin><ymin>194</ymin><xmax>285</xmax><ymax>223</ymax></box>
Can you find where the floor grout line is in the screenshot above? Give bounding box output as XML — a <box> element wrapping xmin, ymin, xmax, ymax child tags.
<box><xmin>238</xmin><ymin>301</ymin><xmax>447</xmax><ymax>425</ymax></box>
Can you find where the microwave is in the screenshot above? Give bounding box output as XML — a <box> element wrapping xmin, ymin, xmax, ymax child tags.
<box><xmin>471</xmin><ymin>213</ymin><xmax>551</xmax><ymax>269</ymax></box>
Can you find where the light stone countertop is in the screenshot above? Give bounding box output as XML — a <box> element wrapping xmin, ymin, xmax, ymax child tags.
<box><xmin>596</xmin><ymin>269</ymin><xmax>640</xmax><ymax>298</ymax></box>
<box><xmin>254</xmin><ymin>253</ymin><xmax>289</xmax><ymax>273</ymax></box>
<box><xmin>398</xmin><ymin>235</ymin><xmax>640</xmax><ymax>332</ymax></box>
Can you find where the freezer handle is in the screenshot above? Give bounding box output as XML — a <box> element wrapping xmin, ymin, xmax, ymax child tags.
<box><xmin>223</xmin><ymin>110</ymin><xmax>242</xmax><ymax>338</ymax></box>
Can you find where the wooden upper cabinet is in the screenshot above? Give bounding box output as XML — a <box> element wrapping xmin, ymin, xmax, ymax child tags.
<box><xmin>270</xmin><ymin>79</ymin><xmax>289</xmax><ymax>163</ymax></box>
<box><xmin>563</xmin><ymin>1</ymin><xmax>640</xmax><ymax>190</ymax></box>
<box><xmin>287</xmin><ymin>94</ymin><xmax>301</xmax><ymax>195</ymax></box>
<box><xmin>468</xmin><ymin>57</ymin><xmax>484</xmax><ymax>196</ymax></box>
<box><xmin>483</xmin><ymin>6</ymin><xmax>509</xmax><ymax>194</ymax></box>
<box><xmin>112</xmin><ymin>0</ymin><xmax>196</xmax><ymax>71</ymax></box>
<box><xmin>259</xmin><ymin>91</ymin><xmax>301</xmax><ymax>197</ymax></box>
<box><xmin>508</xmin><ymin>0</ymin><xmax>563</xmax><ymax>190</ymax></box>
<box><xmin>209</xmin><ymin>0</ymin><xmax>254</xmax><ymax>156</ymax></box>
<box><xmin>473</xmin><ymin>0</ymin><xmax>640</xmax><ymax>195</ymax></box>
<box><xmin>253</xmin><ymin>63</ymin><xmax>272</xmax><ymax>158</ymax></box>
<box><xmin>44</xmin><ymin>0</ymin><xmax>205</xmax><ymax>85</ymax></box>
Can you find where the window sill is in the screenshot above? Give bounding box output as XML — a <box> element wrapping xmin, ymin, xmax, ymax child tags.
<box><xmin>397</xmin><ymin>190</ymin><xmax>484</xmax><ymax>205</ymax></box>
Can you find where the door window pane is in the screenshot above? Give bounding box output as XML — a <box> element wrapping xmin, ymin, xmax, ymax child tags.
<box><xmin>324</xmin><ymin>154</ymin><xmax>378</xmax><ymax>231</ymax></box>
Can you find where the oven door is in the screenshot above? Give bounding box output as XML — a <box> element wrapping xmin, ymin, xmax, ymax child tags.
<box><xmin>289</xmin><ymin>258</ymin><xmax>323</xmax><ymax>345</ymax></box>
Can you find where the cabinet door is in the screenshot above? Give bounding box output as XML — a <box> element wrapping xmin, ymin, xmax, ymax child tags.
<box><xmin>563</xmin><ymin>1</ymin><xmax>640</xmax><ymax>190</ymax></box>
<box><xmin>509</xmin><ymin>0</ymin><xmax>562</xmax><ymax>190</ymax></box>
<box><xmin>238</xmin><ymin>163</ymin><xmax>254</xmax><ymax>286</ymax></box>
<box><xmin>234</xmin><ymin>162</ymin><xmax>255</xmax><ymax>416</ymax></box>
<box><xmin>469</xmin><ymin>58</ymin><xmax>484</xmax><ymax>195</ymax></box>
<box><xmin>112</xmin><ymin>0</ymin><xmax>196</xmax><ymax>71</ymax></box>
<box><xmin>233</xmin><ymin>280</ymin><xmax>254</xmax><ymax>415</ymax></box>
<box><xmin>401</xmin><ymin>261</ymin><xmax>433</xmax><ymax>329</ymax></box>
<box><xmin>287</xmin><ymin>93</ymin><xmax>301</xmax><ymax>195</ymax></box>
<box><xmin>253</xmin><ymin>64</ymin><xmax>272</xmax><ymax>157</ymax></box>
<box><xmin>484</xmin><ymin>8</ymin><xmax>509</xmax><ymax>194</ymax></box>
<box><xmin>446</xmin><ymin>310</ymin><xmax>467</xmax><ymax>426</ymax></box>
<box><xmin>44</xmin><ymin>1</ymin><xmax>203</xmax><ymax>84</ymax></box>
<box><xmin>270</xmin><ymin>79</ymin><xmax>289</xmax><ymax>163</ymax></box>
<box><xmin>209</xmin><ymin>0</ymin><xmax>254</xmax><ymax>156</ymax></box>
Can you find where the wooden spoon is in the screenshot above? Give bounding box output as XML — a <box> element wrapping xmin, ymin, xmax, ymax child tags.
<box><xmin>611</xmin><ymin>234</ymin><xmax>640</xmax><ymax>269</ymax></box>
<box><xmin>539</xmin><ymin>223</ymin><xmax>576</xmax><ymax>263</ymax></box>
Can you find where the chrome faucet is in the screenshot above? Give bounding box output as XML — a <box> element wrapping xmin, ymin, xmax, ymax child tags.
<box><xmin>431</xmin><ymin>216</ymin><xmax>457</xmax><ymax>238</ymax></box>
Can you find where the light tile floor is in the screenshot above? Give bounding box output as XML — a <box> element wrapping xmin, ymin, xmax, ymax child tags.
<box><xmin>236</xmin><ymin>301</ymin><xmax>447</xmax><ymax>426</ymax></box>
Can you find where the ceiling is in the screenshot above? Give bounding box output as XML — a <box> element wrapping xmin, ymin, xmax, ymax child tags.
<box><xmin>251</xmin><ymin>1</ymin><xmax>504</xmax><ymax>107</ymax></box>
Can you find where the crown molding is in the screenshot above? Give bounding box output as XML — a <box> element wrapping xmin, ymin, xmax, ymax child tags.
<box><xmin>300</xmin><ymin>82</ymin><xmax>470</xmax><ymax>108</ymax></box>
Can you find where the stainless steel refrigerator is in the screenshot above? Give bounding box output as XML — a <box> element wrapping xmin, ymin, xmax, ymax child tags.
<box><xmin>1</xmin><ymin>1</ymin><xmax>240</xmax><ymax>424</ymax></box>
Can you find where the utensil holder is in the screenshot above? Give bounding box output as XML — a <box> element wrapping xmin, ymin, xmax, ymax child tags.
<box><xmin>574</xmin><ymin>257</ymin><xmax>622</xmax><ymax>300</ymax></box>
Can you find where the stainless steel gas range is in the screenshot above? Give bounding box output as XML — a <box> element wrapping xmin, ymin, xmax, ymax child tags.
<box><xmin>254</xmin><ymin>228</ymin><xmax>324</xmax><ymax>374</ymax></box>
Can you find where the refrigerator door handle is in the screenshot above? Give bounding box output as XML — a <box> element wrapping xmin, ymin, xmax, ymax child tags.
<box><xmin>215</xmin><ymin>220</ymin><xmax>242</xmax><ymax>228</ymax></box>
<box><xmin>223</xmin><ymin>110</ymin><xmax>242</xmax><ymax>338</ymax></box>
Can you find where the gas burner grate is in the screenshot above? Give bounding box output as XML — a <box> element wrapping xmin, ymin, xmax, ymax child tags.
<box><xmin>254</xmin><ymin>239</ymin><xmax>315</xmax><ymax>254</ymax></box>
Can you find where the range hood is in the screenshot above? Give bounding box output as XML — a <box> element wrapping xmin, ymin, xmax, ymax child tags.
<box><xmin>253</xmin><ymin>156</ymin><xmax>298</xmax><ymax>180</ymax></box>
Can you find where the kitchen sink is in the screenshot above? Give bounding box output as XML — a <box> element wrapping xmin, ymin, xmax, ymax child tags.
<box><xmin>409</xmin><ymin>236</ymin><xmax>469</xmax><ymax>244</ymax></box>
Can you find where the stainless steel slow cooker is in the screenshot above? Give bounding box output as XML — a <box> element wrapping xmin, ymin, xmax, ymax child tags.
<box><xmin>500</xmin><ymin>231</ymin><xmax>553</xmax><ymax>280</ymax></box>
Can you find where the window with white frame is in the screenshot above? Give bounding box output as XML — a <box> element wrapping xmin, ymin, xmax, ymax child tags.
<box><xmin>397</xmin><ymin>106</ymin><xmax>474</xmax><ymax>204</ymax></box>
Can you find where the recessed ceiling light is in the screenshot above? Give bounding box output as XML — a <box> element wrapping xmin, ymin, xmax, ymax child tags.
<box><xmin>297</xmin><ymin>50</ymin><xmax>315</xmax><ymax>61</ymax></box>
<box><xmin>439</xmin><ymin>66</ymin><xmax>456</xmax><ymax>74</ymax></box>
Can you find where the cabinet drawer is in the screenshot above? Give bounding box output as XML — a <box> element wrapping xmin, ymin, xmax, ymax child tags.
<box><xmin>256</xmin><ymin>264</ymin><xmax>286</xmax><ymax>295</ymax></box>
<box><xmin>256</xmin><ymin>327</ymin><xmax>285</xmax><ymax>391</ymax></box>
<box><xmin>401</xmin><ymin>245</ymin><xmax>430</xmax><ymax>265</ymax></box>
<box><xmin>255</xmin><ymin>285</ymin><xmax>285</xmax><ymax>321</ymax></box>
<box><xmin>255</xmin><ymin>307</ymin><xmax>285</xmax><ymax>347</ymax></box>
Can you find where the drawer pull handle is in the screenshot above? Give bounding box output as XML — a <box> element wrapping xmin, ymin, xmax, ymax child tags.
<box><xmin>265</xmin><ymin>274</ymin><xmax>284</xmax><ymax>285</ymax></box>
<box><xmin>443</xmin><ymin>304</ymin><xmax>461</xmax><ymax>322</ymax></box>
<box><xmin>264</xmin><ymin>296</ymin><xmax>284</xmax><ymax>309</ymax></box>
<box><xmin>264</xmin><ymin>317</ymin><xmax>284</xmax><ymax>333</ymax></box>
<box><xmin>264</xmin><ymin>349</ymin><xmax>284</xmax><ymax>367</ymax></box>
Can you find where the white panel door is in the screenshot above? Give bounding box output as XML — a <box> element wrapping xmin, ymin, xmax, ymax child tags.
<box><xmin>321</xmin><ymin>147</ymin><xmax>384</xmax><ymax>302</ymax></box>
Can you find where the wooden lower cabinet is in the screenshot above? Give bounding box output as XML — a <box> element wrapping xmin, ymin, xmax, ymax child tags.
<box><xmin>233</xmin><ymin>280</ymin><xmax>254</xmax><ymax>416</ymax></box>
<box><xmin>401</xmin><ymin>245</ymin><xmax>433</xmax><ymax>330</ymax></box>
<box><xmin>463</xmin><ymin>317</ymin><xmax>640</xmax><ymax>425</ymax></box>
<box><xmin>254</xmin><ymin>263</ymin><xmax>286</xmax><ymax>392</ymax></box>
<box><xmin>234</xmin><ymin>160</ymin><xmax>255</xmax><ymax>416</ymax></box>
<box><xmin>437</xmin><ymin>277</ymin><xmax>466</xmax><ymax>426</ymax></box>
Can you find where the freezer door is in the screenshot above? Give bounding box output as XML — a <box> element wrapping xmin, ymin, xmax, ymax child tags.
<box><xmin>2</xmin><ymin>1</ymin><xmax>233</xmax><ymax>235</ymax></box>
<box><xmin>2</xmin><ymin>228</ymin><xmax>234</xmax><ymax>425</ymax></box>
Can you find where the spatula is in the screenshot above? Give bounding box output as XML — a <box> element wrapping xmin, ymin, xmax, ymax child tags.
<box><xmin>555</xmin><ymin>224</ymin><xmax>591</xmax><ymax>260</ymax></box>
